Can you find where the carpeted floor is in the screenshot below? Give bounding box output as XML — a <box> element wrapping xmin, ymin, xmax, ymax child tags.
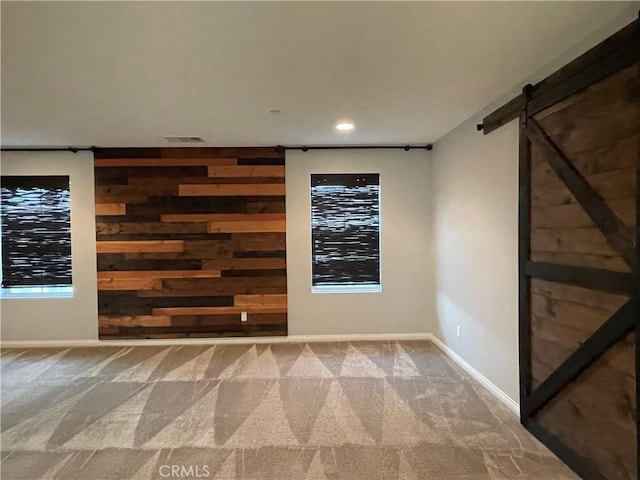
<box><xmin>1</xmin><ymin>341</ymin><xmax>578</xmax><ymax>480</ymax></box>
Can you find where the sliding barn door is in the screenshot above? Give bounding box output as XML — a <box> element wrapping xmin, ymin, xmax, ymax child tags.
<box><xmin>520</xmin><ymin>59</ymin><xmax>639</xmax><ymax>479</ymax></box>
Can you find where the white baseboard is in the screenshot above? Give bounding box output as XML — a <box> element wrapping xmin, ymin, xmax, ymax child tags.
<box><xmin>1</xmin><ymin>332</ymin><xmax>518</xmax><ymax>416</ymax></box>
<box><xmin>427</xmin><ymin>333</ymin><xmax>520</xmax><ymax>416</ymax></box>
<box><xmin>0</xmin><ymin>332</ymin><xmax>432</xmax><ymax>349</ymax></box>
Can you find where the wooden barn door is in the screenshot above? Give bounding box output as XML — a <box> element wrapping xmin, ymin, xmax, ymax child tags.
<box><xmin>519</xmin><ymin>49</ymin><xmax>639</xmax><ymax>479</ymax></box>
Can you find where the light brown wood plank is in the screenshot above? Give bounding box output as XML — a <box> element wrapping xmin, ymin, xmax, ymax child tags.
<box><xmin>530</xmin><ymin>278</ymin><xmax>629</xmax><ymax>312</ymax></box>
<box><xmin>234</xmin><ymin>294</ymin><xmax>287</xmax><ymax>307</ymax></box>
<box><xmin>96</xmin><ymin>240</ymin><xmax>184</xmax><ymax>254</ymax></box>
<box><xmin>161</xmin><ymin>213</ymin><xmax>285</xmax><ymax>223</ymax></box>
<box><xmin>178</xmin><ymin>184</ymin><xmax>285</xmax><ymax>197</ymax></box>
<box><xmin>529</xmin><ymin>250</ymin><xmax>631</xmax><ymax>273</ymax></box>
<box><xmin>554</xmin><ymin>299</ymin><xmax>618</xmax><ymax>334</ymax></box>
<box><xmin>531</xmin><ymin>198</ymin><xmax>635</xmax><ymax>229</ymax></box>
<box><xmin>207</xmin><ymin>165</ymin><xmax>285</xmax><ymax>178</ymax></box>
<box><xmin>95</xmin><ymin>158</ymin><xmax>237</xmax><ymax>167</ymax></box>
<box><xmin>97</xmin><ymin>270</ymin><xmax>221</xmax><ymax>280</ymax></box>
<box><xmin>530</xmin><ymin>227</ymin><xmax>618</xmax><ymax>256</ymax></box>
<box><xmin>95</xmin><ymin>203</ymin><xmax>126</xmax><ymax>216</ymax></box>
<box><xmin>98</xmin><ymin>315</ymin><xmax>171</xmax><ymax>327</ymax></box>
<box><xmin>151</xmin><ymin>306</ymin><xmax>287</xmax><ymax>316</ymax></box>
<box><xmin>208</xmin><ymin>220</ymin><xmax>286</xmax><ymax>233</ymax></box>
<box><xmin>531</xmin><ymin>167</ymin><xmax>636</xmax><ymax>206</ymax></box>
<box><xmin>97</xmin><ymin>278</ymin><xmax>162</xmax><ymax>291</ymax></box>
<box><xmin>531</xmin><ymin>135</ymin><xmax>638</xmax><ymax>184</ymax></box>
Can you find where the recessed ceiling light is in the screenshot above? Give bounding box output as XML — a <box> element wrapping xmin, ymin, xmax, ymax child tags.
<box><xmin>335</xmin><ymin>120</ymin><xmax>355</xmax><ymax>131</ymax></box>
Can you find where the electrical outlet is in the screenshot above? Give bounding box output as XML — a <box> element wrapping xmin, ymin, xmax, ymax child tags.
<box><xmin>241</xmin><ymin>311</ymin><xmax>248</xmax><ymax>322</ymax></box>
<box><xmin>456</xmin><ymin>325</ymin><xmax>461</xmax><ymax>339</ymax></box>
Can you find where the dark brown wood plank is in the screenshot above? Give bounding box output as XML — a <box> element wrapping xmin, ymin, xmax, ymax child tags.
<box><xmin>95</xmin><ymin>158</ymin><xmax>236</xmax><ymax>167</ymax></box>
<box><xmin>526</xmin><ymin>261</ymin><xmax>634</xmax><ymax>296</ymax></box>
<box><xmin>483</xmin><ymin>95</ymin><xmax>526</xmax><ymax>134</ymax></box>
<box><xmin>528</xmin><ymin>39</ymin><xmax>640</xmax><ymax>115</ymax></box>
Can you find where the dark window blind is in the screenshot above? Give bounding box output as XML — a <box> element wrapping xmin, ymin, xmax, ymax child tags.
<box><xmin>1</xmin><ymin>176</ymin><xmax>72</xmax><ymax>287</ymax></box>
<box><xmin>311</xmin><ymin>173</ymin><xmax>380</xmax><ymax>287</ymax></box>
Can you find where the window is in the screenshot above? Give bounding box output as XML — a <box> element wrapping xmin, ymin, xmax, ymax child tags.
<box><xmin>1</xmin><ymin>176</ymin><xmax>73</xmax><ymax>298</ymax></box>
<box><xmin>311</xmin><ymin>173</ymin><xmax>381</xmax><ymax>293</ymax></box>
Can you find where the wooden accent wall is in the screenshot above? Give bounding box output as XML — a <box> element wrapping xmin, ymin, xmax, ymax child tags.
<box><xmin>94</xmin><ymin>148</ymin><xmax>287</xmax><ymax>339</ymax></box>
<box><xmin>517</xmin><ymin>42</ymin><xmax>638</xmax><ymax>480</ymax></box>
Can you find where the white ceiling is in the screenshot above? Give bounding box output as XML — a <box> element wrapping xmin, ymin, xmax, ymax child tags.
<box><xmin>1</xmin><ymin>1</ymin><xmax>637</xmax><ymax>148</ymax></box>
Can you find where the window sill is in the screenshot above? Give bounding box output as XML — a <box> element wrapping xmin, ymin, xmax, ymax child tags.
<box><xmin>0</xmin><ymin>286</ymin><xmax>74</xmax><ymax>299</ymax></box>
<box><xmin>312</xmin><ymin>284</ymin><xmax>382</xmax><ymax>294</ymax></box>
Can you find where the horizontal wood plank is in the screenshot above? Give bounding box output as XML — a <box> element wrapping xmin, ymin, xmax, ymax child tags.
<box><xmin>97</xmin><ymin>278</ymin><xmax>162</xmax><ymax>291</ymax></box>
<box><xmin>530</xmin><ymin>250</ymin><xmax>632</xmax><ymax>273</ymax></box>
<box><xmin>530</xmin><ymin>278</ymin><xmax>629</xmax><ymax>312</ymax></box>
<box><xmin>234</xmin><ymin>294</ymin><xmax>287</xmax><ymax>306</ymax></box>
<box><xmin>95</xmin><ymin>158</ymin><xmax>237</xmax><ymax>167</ymax></box>
<box><xmin>178</xmin><ymin>184</ymin><xmax>285</xmax><ymax>196</ymax></box>
<box><xmin>96</xmin><ymin>240</ymin><xmax>184</xmax><ymax>254</ymax></box>
<box><xmin>147</xmin><ymin>277</ymin><xmax>287</xmax><ymax>296</ymax></box>
<box><xmin>208</xmin><ymin>165</ymin><xmax>285</xmax><ymax>177</ymax></box>
<box><xmin>151</xmin><ymin>305</ymin><xmax>287</xmax><ymax>316</ymax></box>
<box><xmin>95</xmin><ymin>203</ymin><xmax>126</xmax><ymax>216</ymax></box>
<box><xmin>531</xmin><ymin>198</ymin><xmax>635</xmax><ymax>229</ymax></box>
<box><xmin>97</xmin><ymin>270</ymin><xmax>221</xmax><ymax>280</ymax></box>
<box><xmin>161</xmin><ymin>213</ymin><xmax>285</xmax><ymax>223</ymax></box>
<box><xmin>530</xmin><ymin>227</ymin><xmax>617</xmax><ymax>256</ymax></box>
<box><xmin>208</xmin><ymin>220</ymin><xmax>286</xmax><ymax>233</ymax></box>
<box><xmin>202</xmin><ymin>258</ymin><xmax>286</xmax><ymax>270</ymax></box>
<box><xmin>98</xmin><ymin>315</ymin><xmax>171</xmax><ymax>327</ymax></box>
<box><xmin>96</xmin><ymin>222</ymin><xmax>209</xmax><ymax>235</ymax></box>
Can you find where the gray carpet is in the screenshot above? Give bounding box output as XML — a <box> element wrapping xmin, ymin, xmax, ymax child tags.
<box><xmin>0</xmin><ymin>341</ymin><xmax>578</xmax><ymax>479</ymax></box>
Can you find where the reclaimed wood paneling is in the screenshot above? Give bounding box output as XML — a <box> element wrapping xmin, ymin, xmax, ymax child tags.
<box><xmin>536</xmin><ymin>334</ymin><xmax>637</xmax><ymax>480</ymax></box>
<box><xmin>522</xmin><ymin>59</ymin><xmax>638</xmax><ymax>480</ymax></box>
<box><xmin>94</xmin><ymin>148</ymin><xmax>287</xmax><ymax>339</ymax></box>
<box><xmin>529</xmin><ymin>278</ymin><xmax>629</xmax><ymax>388</ymax></box>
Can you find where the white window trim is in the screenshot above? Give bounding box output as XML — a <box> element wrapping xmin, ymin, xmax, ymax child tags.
<box><xmin>311</xmin><ymin>284</ymin><xmax>382</xmax><ymax>294</ymax></box>
<box><xmin>0</xmin><ymin>285</ymin><xmax>74</xmax><ymax>299</ymax></box>
<box><xmin>310</xmin><ymin>173</ymin><xmax>382</xmax><ymax>295</ymax></box>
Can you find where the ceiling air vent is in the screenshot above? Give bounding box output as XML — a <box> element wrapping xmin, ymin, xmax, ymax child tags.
<box><xmin>163</xmin><ymin>136</ymin><xmax>204</xmax><ymax>143</ymax></box>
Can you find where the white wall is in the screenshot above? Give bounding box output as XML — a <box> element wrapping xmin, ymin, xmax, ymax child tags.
<box><xmin>0</xmin><ymin>151</ymin><xmax>98</xmax><ymax>341</ymax></box>
<box><xmin>430</xmin><ymin>117</ymin><xmax>520</xmax><ymax>402</ymax></box>
<box><xmin>286</xmin><ymin>149</ymin><xmax>434</xmax><ymax>335</ymax></box>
